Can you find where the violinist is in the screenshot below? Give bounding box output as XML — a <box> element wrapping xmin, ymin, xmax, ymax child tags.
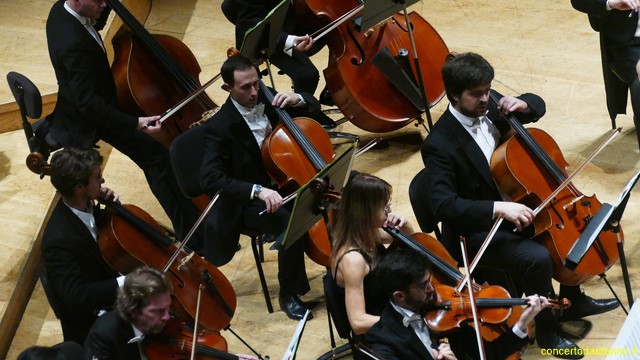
<box><xmin>365</xmin><ymin>248</ymin><xmax>548</xmax><ymax>360</ymax></box>
<box><xmin>330</xmin><ymin>173</ymin><xmax>414</xmax><ymax>337</ymax></box>
<box><xmin>420</xmin><ymin>52</ymin><xmax>618</xmax><ymax>358</ymax></box>
<box><xmin>199</xmin><ymin>55</ymin><xmax>316</xmax><ymax>321</ymax></box>
<box><xmin>572</xmin><ymin>0</ymin><xmax>640</xmax><ymax>150</ymax></box>
<box><xmin>42</xmin><ymin>147</ymin><xmax>124</xmax><ymax>344</ymax></box>
<box><xmin>84</xmin><ymin>266</ymin><xmax>258</xmax><ymax>360</ymax></box>
<box><xmin>45</xmin><ymin>0</ymin><xmax>202</xmax><ymax>244</ymax></box>
<box><xmin>220</xmin><ymin>0</ymin><xmax>337</xmax><ymax>128</ymax></box>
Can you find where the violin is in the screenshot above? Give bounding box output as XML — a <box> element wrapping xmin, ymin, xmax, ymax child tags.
<box><xmin>383</xmin><ymin>227</ymin><xmax>535</xmax><ymax>359</ymax></box>
<box><xmin>293</xmin><ymin>0</ymin><xmax>450</xmax><ymax>133</ymax></box>
<box><xmin>105</xmin><ymin>0</ymin><xmax>219</xmax><ymax>148</ymax></box>
<box><xmin>489</xmin><ymin>91</ymin><xmax>621</xmax><ymax>285</ymax></box>
<box><xmin>144</xmin><ymin>318</ymin><xmax>239</xmax><ymax>360</ymax></box>
<box><xmin>424</xmin><ymin>284</ymin><xmax>571</xmax><ymax>334</ymax></box>
<box><xmin>258</xmin><ymin>77</ymin><xmax>336</xmax><ymax>266</ymax></box>
<box><xmin>97</xmin><ymin>200</ymin><xmax>237</xmax><ymax>332</ymax></box>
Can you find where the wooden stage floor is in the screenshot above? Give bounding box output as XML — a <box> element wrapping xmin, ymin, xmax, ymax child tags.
<box><xmin>0</xmin><ymin>1</ymin><xmax>638</xmax><ymax>359</ymax></box>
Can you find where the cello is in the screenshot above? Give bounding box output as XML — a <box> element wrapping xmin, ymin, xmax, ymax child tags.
<box><xmin>293</xmin><ymin>0</ymin><xmax>450</xmax><ymax>133</ymax></box>
<box><xmin>258</xmin><ymin>76</ymin><xmax>337</xmax><ymax>266</ymax></box>
<box><xmin>97</xmin><ymin>200</ymin><xmax>237</xmax><ymax>333</ymax></box>
<box><xmin>105</xmin><ymin>0</ymin><xmax>219</xmax><ymax>148</ymax></box>
<box><xmin>489</xmin><ymin>92</ymin><xmax>621</xmax><ymax>286</ymax></box>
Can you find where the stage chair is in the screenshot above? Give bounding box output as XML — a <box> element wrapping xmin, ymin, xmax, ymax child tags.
<box><xmin>169</xmin><ymin>124</ymin><xmax>274</xmax><ymax>313</ymax></box>
<box><xmin>317</xmin><ymin>271</ymin><xmax>356</xmax><ymax>360</ymax></box>
<box><xmin>6</xmin><ymin>71</ymin><xmax>61</xmax><ymax>177</ymax></box>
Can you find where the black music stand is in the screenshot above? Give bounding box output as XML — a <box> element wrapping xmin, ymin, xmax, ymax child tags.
<box><xmin>239</xmin><ymin>0</ymin><xmax>289</xmax><ymax>88</ymax></box>
<box><xmin>564</xmin><ymin>170</ymin><xmax>640</xmax><ymax>310</ymax></box>
<box><xmin>276</xmin><ymin>143</ymin><xmax>356</xmax><ymax>251</ymax></box>
<box><xmin>357</xmin><ymin>0</ymin><xmax>435</xmax><ymax>130</ymax></box>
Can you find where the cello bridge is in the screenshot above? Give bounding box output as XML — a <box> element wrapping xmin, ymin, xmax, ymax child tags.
<box><xmin>562</xmin><ymin>195</ymin><xmax>585</xmax><ymax>210</ymax></box>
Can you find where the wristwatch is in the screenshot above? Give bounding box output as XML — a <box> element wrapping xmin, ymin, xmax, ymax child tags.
<box><xmin>253</xmin><ymin>184</ymin><xmax>263</xmax><ymax>199</ymax></box>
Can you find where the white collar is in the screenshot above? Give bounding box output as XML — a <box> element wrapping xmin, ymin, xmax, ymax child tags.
<box><xmin>449</xmin><ymin>103</ymin><xmax>489</xmax><ymax>129</ymax></box>
<box><xmin>64</xmin><ymin>1</ymin><xmax>96</xmax><ymax>26</ymax></box>
<box><xmin>127</xmin><ymin>324</ymin><xmax>146</xmax><ymax>344</ymax></box>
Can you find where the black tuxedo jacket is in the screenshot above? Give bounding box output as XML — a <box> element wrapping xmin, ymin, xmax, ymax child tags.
<box><xmin>199</xmin><ymin>91</ymin><xmax>319</xmax><ymax>266</ymax></box>
<box><xmin>42</xmin><ymin>199</ymin><xmax>119</xmax><ymax>344</ymax></box>
<box><xmin>46</xmin><ymin>0</ymin><xmax>137</xmax><ymax>148</ymax></box>
<box><xmin>420</xmin><ymin>92</ymin><xmax>545</xmax><ymax>257</ymax></box>
<box><xmin>571</xmin><ymin>0</ymin><xmax>636</xmax><ymax>119</ymax></box>
<box><xmin>221</xmin><ymin>0</ymin><xmax>298</xmax><ymax>50</ymax></box>
<box><xmin>365</xmin><ymin>303</ymin><xmax>527</xmax><ymax>360</ymax></box>
<box><xmin>84</xmin><ymin>311</ymin><xmax>141</xmax><ymax>360</ymax></box>
<box><xmin>571</xmin><ymin>0</ymin><xmax>639</xmax><ymax>43</ymax></box>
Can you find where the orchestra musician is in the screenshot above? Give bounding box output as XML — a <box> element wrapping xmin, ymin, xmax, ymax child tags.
<box><xmin>365</xmin><ymin>248</ymin><xmax>548</xmax><ymax>360</ymax></box>
<box><xmin>220</xmin><ymin>0</ymin><xmax>337</xmax><ymax>128</ymax></box>
<box><xmin>329</xmin><ymin>173</ymin><xmax>415</xmax><ymax>338</ymax></box>
<box><xmin>199</xmin><ymin>54</ymin><xmax>317</xmax><ymax>321</ymax></box>
<box><xmin>420</xmin><ymin>52</ymin><xmax>619</xmax><ymax>359</ymax></box>
<box><xmin>571</xmin><ymin>0</ymin><xmax>640</xmax><ymax>149</ymax></box>
<box><xmin>84</xmin><ymin>266</ymin><xmax>257</xmax><ymax>360</ymax></box>
<box><xmin>42</xmin><ymin>147</ymin><xmax>123</xmax><ymax>344</ymax></box>
<box><xmin>45</xmin><ymin>0</ymin><xmax>202</xmax><ymax>244</ymax></box>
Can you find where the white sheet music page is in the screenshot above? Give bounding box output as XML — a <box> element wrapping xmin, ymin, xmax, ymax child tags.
<box><xmin>282</xmin><ymin>309</ymin><xmax>310</xmax><ymax>360</ymax></box>
<box><xmin>607</xmin><ymin>300</ymin><xmax>640</xmax><ymax>359</ymax></box>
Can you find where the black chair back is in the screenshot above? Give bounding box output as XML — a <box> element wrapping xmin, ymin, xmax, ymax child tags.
<box><xmin>169</xmin><ymin>125</ymin><xmax>207</xmax><ymax>198</ymax></box>
<box><xmin>323</xmin><ymin>272</ymin><xmax>352</xmax><ymax>340</ymax></box>
<box><xmin>40</xmin><ymin>266</ymin><xmax>64</xmax><ymax>319</ymax></box>
<box><xmin>408</xmin><ymin>168</ymin><xmax>441</xmax><ymax>239</ymax></box>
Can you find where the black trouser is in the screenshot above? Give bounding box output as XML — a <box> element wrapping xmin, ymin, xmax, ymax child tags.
<box><xmin>242</xmin><ymin>200</ymin><xmax>311</xmax><ymax>296</ymax></box>
<box><xmin>607</xmin><ymin>38</ymin><xmax>640</xmax><ymax>145</ymax></box>
<box><xmin>100</xmin><ymin>129</ymin><xmax>202</xmax><ymax>245</ymax></box>
<box><xmin>269</xmin><ymin>48</ymin><xmax>320</xmax><ymax>94</ymax></box>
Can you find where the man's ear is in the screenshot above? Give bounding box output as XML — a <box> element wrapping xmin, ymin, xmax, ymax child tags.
<box><xmin>392</xmin><ymin>290</ymin><xmax>405</xmax><ymax>303</ymax></box>
<box><xmin>222</xmin><ymin>83</ymin><xmax>231</xmax><ymax>92</ymax></box>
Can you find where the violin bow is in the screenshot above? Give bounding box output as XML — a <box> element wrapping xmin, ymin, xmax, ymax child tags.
<box><xmin>163</xmin><ymin>190</ymin><xmax>221</xmax><ymax>272</ymax></box>
<box><xmin>190</xmin><ymin>284</ymin><xmax>205</xmax><ymax>360</ymax></box>
<box><xmin>458</xmin><ymin>237</ymin><xmax>487</xmax><ymax>360</ymax></box>
<box><xmin>284</xmin><ymin>4</ymin><xmax>364</xmax><ymax>53</ymax></box>
<box><xmin>455</xmin><ymin>127</ymin><xmax>621</xmax><ymax>293</ymax></box>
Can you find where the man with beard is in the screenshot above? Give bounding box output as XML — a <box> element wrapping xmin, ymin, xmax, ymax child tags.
<box><xmin>420</xmin><ymin>52</ymin><xmax>618</xmax><ymax>358</ymax></box>
<box><xmin>365</xmin><ymin>249</ymin><xmax>547</xmax><ymax>360</ymax></box>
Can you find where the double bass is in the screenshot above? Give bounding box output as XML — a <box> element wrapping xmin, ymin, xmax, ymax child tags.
<box><xmin>293</xmin><ymin>0</ymin><xmax>450</xmax><ymax>132</ymax></box>
<box><xmin>105</xmin><ymin>0</ymin><xmax>219</xmax><ymax>148</ymax></box>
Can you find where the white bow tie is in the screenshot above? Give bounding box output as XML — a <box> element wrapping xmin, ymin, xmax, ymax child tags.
<box><xmin>402</xmin><ymin>313</ymin><xmax>425</xmax><ymax>328</ymax></box>
<box><xmin>246</xmin><ymin>103</ymin><xmax>265</xmax><ymax>122</ymax></box>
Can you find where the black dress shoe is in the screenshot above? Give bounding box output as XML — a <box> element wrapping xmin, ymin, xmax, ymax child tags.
<box><xmin>279</xmin><ymin>293</ymin><xmax>313</xmax><ymax>321</ymax></box>
<box><xmin>314</xmin><ymin>112</ymin><xmax>337</xmax><ymax>129</ymax></box>
<box><xmin>560</xmin><ymin>294</ymin><xmax>619</xmax><ymax>321</ymax></box>
<box><xmin>537</xmin><ymin>332</ymin><xmax>584</xmax><ymax>359</ymax></box>
<box><xmin>319</xmin><ymin>88</ymin><xmax>335</xmax><ymax>106</ymax></box>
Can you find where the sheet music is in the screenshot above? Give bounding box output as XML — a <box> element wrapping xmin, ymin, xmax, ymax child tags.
<box><xmin>282</xmin><ymin>309</ymin><xmax>310</xmax><ymax>360</ymax></box>
<box><xmin>607</xmin><ymin>300</ymin><xmax>640</xmax><ymax>359</ymax></box>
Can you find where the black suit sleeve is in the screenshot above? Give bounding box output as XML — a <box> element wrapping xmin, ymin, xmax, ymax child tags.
<box><xmin>571</xmin><ymin>0</ymin><xmax>609</xmax><ymax>16</ymax></box>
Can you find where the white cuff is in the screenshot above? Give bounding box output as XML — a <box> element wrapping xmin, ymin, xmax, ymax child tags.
<box><xmin>284</xmin><ymin>35</ymin><xmax>295</xmax><ymax>57</ymax></box>
<box><xmin>511</xmin><ymin>324</ymin><xmax>528</xmax><ymax>339</ymax></box>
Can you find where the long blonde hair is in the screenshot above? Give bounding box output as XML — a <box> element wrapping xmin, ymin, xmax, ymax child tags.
<box><xmin>330</xmin><ymin>173</ymin><xmax>392</xmax><ymax>269</ymax></box>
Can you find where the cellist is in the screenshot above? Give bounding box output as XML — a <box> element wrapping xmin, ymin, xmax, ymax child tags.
<box><xmin>420</xmin><ymin>52</ymin><xmax>618</xmax><ymax>359</ymax></box>
<box><xmin>365</xmin><ymin>248</ymin><xmax>548</xmax><ymax>360</ymax></box>
<box><xmin>42</xmin><ymin>147</ymin><xmax>124</xmax><ymax>344</ymax></box>
<box><xmin>220</xmin><ymin>0</ymin><xmax>337</xmax><ymax>128</ymax></box>
<box><xmin>46</xmin><ymin>0</ymin><xmax>202</xmax><ymax>244</ymax></box>
<box><xmin>84</xmin><ymin>266</ymin><xmax>258</xmax><ymax>360</ymax></box>
<box><xmin>199</xmin><ymin>55</ymin><xmax>318</xmax><ymax>321</ymax></box>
